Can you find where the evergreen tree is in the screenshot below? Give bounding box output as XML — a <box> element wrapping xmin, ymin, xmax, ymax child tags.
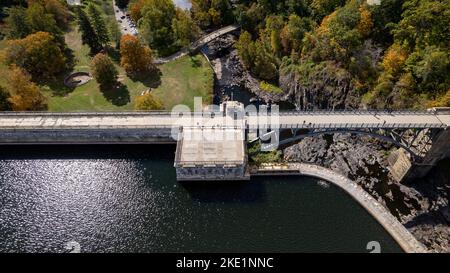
<box><xmin>87</xmin><ymin>3</ymin><xmax>109</xmax><ymax>46</ymax></box>
<box><xmin>4</xmin><ymin>6</ymin><xmax>31</xmax><ymax>39</ymax></box>
<box><xmin>77</xmin><ymin>8</ymin><xmax>102</xmax><ymax>54</ymax></box>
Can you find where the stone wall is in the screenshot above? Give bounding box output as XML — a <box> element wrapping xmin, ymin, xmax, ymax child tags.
<box><xmin>0</xmin><ymin>128</ymin><xmax>176</xmax><ymax>144</ymax></box>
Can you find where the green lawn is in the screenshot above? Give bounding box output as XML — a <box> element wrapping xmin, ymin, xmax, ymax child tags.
<box><xmin>0</xmin><ymin>0</ymin><xmax>214</xmax><ymax>112</ymax></box>
<box><xmin>0</xmin><ymin>25</ymin><xmax>214</xmax><ymax>112</ymax></box>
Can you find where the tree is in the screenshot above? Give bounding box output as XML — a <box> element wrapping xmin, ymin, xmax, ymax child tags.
<box><xmin>281</xmin><ymin>15</ymin><xmax>313</xmax><ymax>54</ymax></box>
<box><xmin>87</xmin><ymin>3</ymin><xmax>109</xmax><ymax>46</ymax></box>
<box><xmin>211</xmin><ymin>0</ymin><xmax>233</xmax><ymax>25</ymax></box>
<box><xmin>76</xmin><ymin>7</ymin><xmax>102</xmax><ymax>54</ymax></box>
<box><xmin>44</xmin><ymin>0</ymin><xmax>71</xmax><ymax>27</ymax></box>
<box><xmin>235</xmin><ymin>31</ymin><xmax>254</xmax><ymax>68</ymax></box>
<box><xmin>139</xmin><ymin>0</ymin><xmax>177</xmax><ymax>56</ymax></box>
<box><xmin>129</xmin><ymin>0</ymin><xmax>145</xmax><ymax>22</ymax></box>
<box><xmin>120</xmin><ymin>34</ymin><xmax>154</xmax><ymax>76</ymax></box>
<box><xmin>191</xmin><ymin>0</ymin><xmax>211</xmax><ymax>28</ymax></box>
<box><xmin>3</xmin><ymin>31</ymin><xmax>66</xmax><ymax>79</ymax></box>
<box><xmin>6</xmin><ymin>66</ymin><xmax>47</xmax><ymax>111</ymax></box>
<box><xmin>0</xmin><ymin>86</ymin><xmax>12</xmax><ymax>111</ymax></box>
<box><xmin>4</xmin><ymin>6</ymin><xmax>31</xmax><ymax>39</ymax></box>
<box><xmin>4</xmin><ymin>1</ymin><xmax>65</xmax><ymax>41</ymax></box>
<box><xmin>91</xmin><ymin>53</ymin><xmax>118</xmax><ymax>88</ymax></box>
<box><xmin>356</xmin><ymin>5</ymin><xmax>373</xmax><ymax>37</ymax></box>
<box><xmin>406</xmin><ymin>46</ymin><xmax>450</xmax><ymax>94</ymax></box>
<box><xmin>310</xmin><ymin>0</ymin><xmax>346</xmax><ymax>21</ymax></box>
<box><xmin>252</xmin><ymin>41</ymin><xmax>278</xmax><ymax>81</ymax></box>
<box><xmin>191</xmin><ymin>0</ymin><xmax>233</xmax><ymax>28</ymax></box>
<box><xmin>134</xmin><ymin>92</ymin><xmax>163</xmax><ymax>110</ymax></box>
<box><xmin>382</xmin><ymin>43</ymin><xmax>408</xmax><ymax>76</ymax></box>
<box><xmin>172</xmin><ymin>8</ymin><xmax>200</xmax><ymax>48</ymax></box>
<box><xmin>26</xmin><ymin>2</ymin><xmax>61</xmax><ymax>39</ymax></box>
<box><xmin>392</xmin><ymin>0</ymin><xmax>450</xmax><ymax>50</ymax></box>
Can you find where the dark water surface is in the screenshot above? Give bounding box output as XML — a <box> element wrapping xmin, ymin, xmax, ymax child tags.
<box><xmin>0</xmin><ymin>145</ymin><xmax>402</xmax><ymax>253</ymax></box>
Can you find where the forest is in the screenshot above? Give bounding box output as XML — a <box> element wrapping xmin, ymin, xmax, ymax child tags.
<box><xmin>233</xmin><ymin>0</ymin><xmax>449</xmax><ymax>109</ymax></box>
<box><xmin>0</xmin><ymin>0</ymin><xmax>449</xmax><ymax>111</ymax></box>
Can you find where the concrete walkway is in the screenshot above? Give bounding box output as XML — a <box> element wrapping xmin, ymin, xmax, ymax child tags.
<box><xmin>251</xmin><ymin>163</ymin><xmax>428</xmax><ymax>253</ymax></box>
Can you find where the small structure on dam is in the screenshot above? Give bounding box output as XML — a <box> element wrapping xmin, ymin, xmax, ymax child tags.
<box><xmin>174</xmin><ymin>101</ymin><xmax>249</xmax><ymax>181</ymax></box>
<box><xmin>174</xmin><ymin>127</ymin><xmax>248</xmax><ymax>181</ymax></box>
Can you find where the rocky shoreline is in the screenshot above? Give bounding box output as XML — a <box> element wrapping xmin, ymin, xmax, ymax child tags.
<box><xmin>205</xmin><ymin>34</ymin><xmax>449</xmax><ymax>253</ymax></box>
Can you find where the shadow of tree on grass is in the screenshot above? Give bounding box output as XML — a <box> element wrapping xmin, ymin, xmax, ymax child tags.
<box><xmin>39</xmin><ymin>75</ymin><xmax>75</xmax><ymax>97</ymax></box>
<box><xmin>128</xmin><ymin>67</ymin><xmax>162</xmax><ymax>89</ymax></box>
<box><xmin>100</xmin><ymin>82</ymin><xmax>130</xmax><ymax>106</ymax></box>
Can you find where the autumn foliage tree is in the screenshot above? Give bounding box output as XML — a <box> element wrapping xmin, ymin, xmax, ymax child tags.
<box><xmin>134</xmin><ymin>92</ymin><xmax>163</xmax><ymax>110</ymax></box>
<box><xmin>382</xmin><ymin>43</ymin><xmax>408</xmax><ymax>76</ymax></box>
<box><xmin>120</xmin><ymin>34</ymin><xmax>154</xmax><ymax>76</ymax></box>
<box><xmin>0</xmin><ymin>86</ymin><xmax>12</xmax><ymax>111</ymax></box>
<box><xmin>91</xmin><ymin>53</ymin><xmax>118</xmax><ymax>88</ymax></box>
<box><xmin>6</xmin><ymin>66</ymin><xmax>47</xmax><ymax>111</ymax></box>
<box><xmin>129</xmin><ymin>0</ymin><xmax>145</xmax><ymax>22</ymax></box>
<box><xmin>2</xmin><ymin>31</ymin><xmax>66</xmax><ymax>79</ymax></box>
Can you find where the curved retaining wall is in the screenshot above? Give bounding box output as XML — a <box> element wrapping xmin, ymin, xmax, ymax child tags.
<box><xmin>251</xmin><ymin>163</ymin><xmax>427</xmax><ymax>253</ymax></box>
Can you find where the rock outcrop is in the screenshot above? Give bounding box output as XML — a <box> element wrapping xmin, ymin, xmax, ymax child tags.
<box><xmin>279</xmin><ymin>61</ymin><xmax>360</xmax><ymax>110</ymax></box>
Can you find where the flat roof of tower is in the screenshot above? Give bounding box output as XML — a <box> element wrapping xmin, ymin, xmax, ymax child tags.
<box><xmin>175</xmin><ymin>127</ymin><xmax>245</xmax><ymax>166</ymax></box>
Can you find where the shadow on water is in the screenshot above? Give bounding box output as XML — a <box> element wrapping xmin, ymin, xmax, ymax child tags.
<box><xmin>181</xmin><ymin>180</ymin><xmax>267</xmax><ymax>203</ymax></box>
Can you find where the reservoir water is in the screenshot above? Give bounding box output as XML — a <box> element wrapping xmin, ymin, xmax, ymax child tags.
<box><xmin>0</xmin><ymin>145</ymin><xmax>402</xmax><ymax>253</ymax></box>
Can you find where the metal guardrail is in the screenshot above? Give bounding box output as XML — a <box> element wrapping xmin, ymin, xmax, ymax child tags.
<box><xmin>247</xmin><ymin>122</ymin><xmax>446</xmax><ymax>129</ymax></box>
<box><xmin>279</xmin><ymin>110</ymin><xmax>434</xmax><ymax>115</ymax></box>
<box><xmin>0</xmin><ymin>109</ymin><xmax>439</xmax><ymax>116</ymax></box>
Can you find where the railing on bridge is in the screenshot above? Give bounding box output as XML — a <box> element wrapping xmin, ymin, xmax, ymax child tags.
<box><xmin>247</xmin><ymin>123</ymin><xmax>447</xmax><ymax>129</ymax></box>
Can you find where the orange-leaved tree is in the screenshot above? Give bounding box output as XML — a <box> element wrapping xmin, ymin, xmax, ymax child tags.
<box><xmin>6</xmin><ymin>65</ymin><xmax>47</xmax><ymax>111</ymax></box>
<box><xmin>120</xmin><ymin>34</ymin><xmax>154</xmax><ymax>76</ymax></box>
<box><xmin>134</xmin><ymin>92</ymin><xmax>163</xmax><ymax>110</ymax></box>
<box><xmin>2</xmin><ymin>31</ymin><xmax>66</xmax><ymax>79</ymax></box>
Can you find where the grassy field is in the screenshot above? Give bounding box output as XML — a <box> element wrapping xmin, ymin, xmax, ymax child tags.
<box><xmin>0</xmin><ymin>0</ymin><xmax>214</xmax><ymax>112</ymax></box>
<box><xmin>45</xmin><ymin>25</ymin><xmax>214</xmax><ymax>111</ymax></box>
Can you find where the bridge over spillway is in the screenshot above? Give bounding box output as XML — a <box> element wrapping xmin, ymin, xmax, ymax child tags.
<box><xmin>0</xmin><ymin>102</ymin><xmax>449</xmax><ymax>181</ymax></box>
